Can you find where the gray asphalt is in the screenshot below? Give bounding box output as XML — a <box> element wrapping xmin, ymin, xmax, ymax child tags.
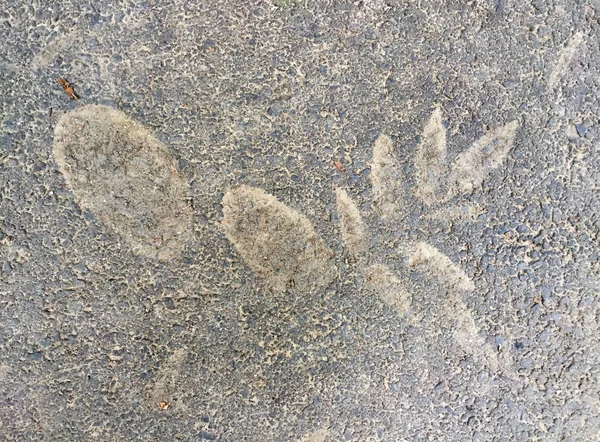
<box><xmin>0</xmin><ymin>1</ymin><xmax>598</xmax><ymax>441</ymax></box>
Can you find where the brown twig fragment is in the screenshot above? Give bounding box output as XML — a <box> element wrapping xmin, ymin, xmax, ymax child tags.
<box><xmin>57</xmin><ymin>78</ymin><xmax>78</xmax><ymax>100</ymax></box>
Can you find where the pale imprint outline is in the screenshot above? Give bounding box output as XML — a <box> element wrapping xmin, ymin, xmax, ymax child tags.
<box><xmin>222</xmin><ymin>107</ymin><xmax>520</xmax><ymax>377</ymax></box>
<box><xmin>44</xmin><ymin>26</ymin><xmax>585</xmax><ymax>440</ymax></box>
<box><xmin>341</xmin><ymin>108</ymin><xmax>519</xmax><ymax>371</ymax></box>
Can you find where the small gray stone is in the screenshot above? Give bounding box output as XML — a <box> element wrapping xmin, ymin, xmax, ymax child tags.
<box><xmin>576</xmin><ymin>124</ymin><xmax>587</xmax><ymax>137</ymax></box>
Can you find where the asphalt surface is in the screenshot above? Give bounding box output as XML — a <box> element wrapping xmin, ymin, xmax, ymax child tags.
<box><xmin>0</xmin><ymin>1</ymin><xmax>598</xmax><ymax>441</ymax></box>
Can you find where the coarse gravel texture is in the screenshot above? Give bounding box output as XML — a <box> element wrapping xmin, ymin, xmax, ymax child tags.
<box><xmin>0</xmin><ymin>1</ymin><xmax>599</xmax><ymax>441</ymax></box>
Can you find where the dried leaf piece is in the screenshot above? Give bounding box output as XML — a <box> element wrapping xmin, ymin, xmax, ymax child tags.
<box><xmin>57</xmin><ymin>78</ymin><xmax>78</xmax><ymax>100</ymax></box>
<box><xmin>333</xmin><ymin>160</ymin><xmax>345</xmax><ymax>172</ymax></box>
<box><xmin>158</xmin><ymin>401</ymin><xmax>170</xmax><ymax>410</ymax></box>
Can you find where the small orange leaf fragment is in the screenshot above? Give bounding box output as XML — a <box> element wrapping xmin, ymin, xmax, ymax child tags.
<box><xmin>158</xmin><ymin>401</ymin><xmax>170</xmax><ymax>410</ymax></box>
<box><xmin>333</xmin><ymin>160</ymin><xmax>345</xmax><ymax>172</ymax></box>
<box><xmin>57</xmin><ymin>78</ymin><xmax>78</xmax><ymax>100</ymax></box>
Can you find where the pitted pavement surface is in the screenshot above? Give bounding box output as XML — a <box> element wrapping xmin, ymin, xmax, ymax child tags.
<box><xmin>0</xmin><ymin>1</ymin><xmax>598</xmax><ymax>440</ymax></box>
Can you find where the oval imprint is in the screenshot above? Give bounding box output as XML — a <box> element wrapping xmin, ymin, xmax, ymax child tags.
<box><xmin>222</xmin><ymin>185</ymin><xmax>334</xmax><ymax>292</ymax></box>
<box><xmin>53</xmin><ymin>105</ymin><xmax>192</xmax><ymax>260</ymax></box>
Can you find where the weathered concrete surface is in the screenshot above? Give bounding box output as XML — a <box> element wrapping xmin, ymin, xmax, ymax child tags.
<box><xmin>0</xmin><ymin>1</ymin><xmax>598</xmax><ymax>440</ymax></box>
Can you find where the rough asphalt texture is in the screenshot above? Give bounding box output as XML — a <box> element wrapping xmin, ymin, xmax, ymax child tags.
<box><xmin>0</xmin><ymin>1</ymin><xmax>599</xmax><ymax>441</ymax></box>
